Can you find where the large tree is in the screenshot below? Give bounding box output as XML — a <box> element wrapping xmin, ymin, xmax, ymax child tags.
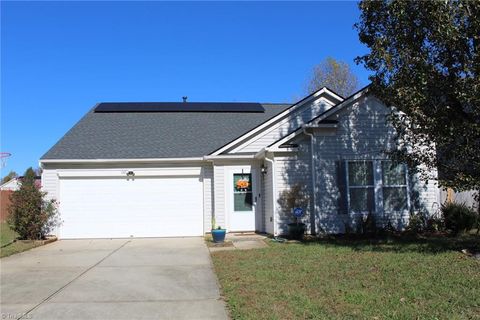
<box><xmin>355</xmin><ymin>0</ymin><xmax>480</xmax><ymax>193</ymax></box>
<box><xmin>306</xmin><ymin>57</ymin><xmax>359</xmax><ymax>97</ymax></box>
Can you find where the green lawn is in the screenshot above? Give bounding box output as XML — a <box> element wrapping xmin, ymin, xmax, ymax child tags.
<box><xmin>211</xmin><ymin>235</ymin><xmax>480</xmax><ymax>320</ymax></box>
<box><xmin>0</xmin><ymin>222</ymin><xmax>38</xmax><ymax>258</ymax></box>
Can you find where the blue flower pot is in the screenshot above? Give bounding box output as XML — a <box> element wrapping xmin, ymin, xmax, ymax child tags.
<box><xmin>211</xmin><ymin>229</ymin><xmax>226</xmax><ymax>243</ymax></box>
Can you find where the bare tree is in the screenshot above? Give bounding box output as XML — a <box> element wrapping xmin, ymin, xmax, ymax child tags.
<box><xmin>306</xmin><ymin>57</ymin><xmax>359</xmax><ymax>97</ymax></box>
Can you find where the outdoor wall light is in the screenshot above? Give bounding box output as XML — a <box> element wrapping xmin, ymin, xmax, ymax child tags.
<box><xmin>261</xmin><ymin>164</ymin><xmax>267</xmax><ymax>175</ymax></box>
<box><xmin>126</xmin><ymin>171</ymin><xmax>135</xmax><ymax>177</ymax></box>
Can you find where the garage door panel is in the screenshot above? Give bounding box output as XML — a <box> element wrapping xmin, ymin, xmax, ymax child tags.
<box><xmin>59</xmin><ymin>176</ymin><xmax>203</xmax><ymax>238</ymax></box>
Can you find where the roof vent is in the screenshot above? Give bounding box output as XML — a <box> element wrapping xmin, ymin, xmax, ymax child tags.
<box><xmin>182</xmin><ymin>96</ymin><xmax>188</xmax><ymax>103</ymax></box>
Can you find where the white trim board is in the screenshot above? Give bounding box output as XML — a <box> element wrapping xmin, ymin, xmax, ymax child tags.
<box><xmin>227</xmin><ymin>96</ymin><xmax>338</xmax><ymax>154</ymax></box>
<box><xmin>57</xmin><ymin>167</ymin><xmax>202</xmax><ymax>178</ymax></box>
<box><xmin>209</xmin><ymin>87</ymin><xmax>344</xmax><ymax>156</ymax></box>
<box><xmin>268</xmin><ymin>87</ymin><xmax>369</xmax><ymax>149</ymax></box>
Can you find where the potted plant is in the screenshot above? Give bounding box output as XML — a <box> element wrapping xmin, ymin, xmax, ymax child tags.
<box><xmin>277</xmin><ymin>183</ymin><xmax>310</xmax><ymax>240</ymax></box>
<box><xmin>211</xmin><ymin>216</ymin><xmax>226</xmax><ymax>243</ymax></box>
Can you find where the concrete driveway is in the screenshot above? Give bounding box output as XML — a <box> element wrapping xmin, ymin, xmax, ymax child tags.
<box><xmin>1</xmin><ymin>238</ymin><xmax>228</xmax><ymax>320</ymax></box>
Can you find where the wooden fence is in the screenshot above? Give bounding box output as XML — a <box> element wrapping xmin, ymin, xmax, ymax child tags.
<box><xmin>440</xmin><ymin>188</ymin><xmax>479</xmax><ymax>211</ymax></box>
<box><xmin>0</xmin><ymin>190</ymin><xmax>13</xmax><ymax>222</ymax></box>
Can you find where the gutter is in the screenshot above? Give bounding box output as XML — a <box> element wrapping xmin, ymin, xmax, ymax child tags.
<box><xmin>203</xmin><ymin>154</ymin><xmax>256</xmax><ymax>160</ymax></box>
<box><xmin>40</xmin><ymin>157</ymin><xmax>204</xmax><ymax>165</ymax></box>
<box><xmin>39</xmin><ymin>155</ymin><xmax>256</xmax><ymax>168</ymax></box>
<box><xmin>254</xmin><ymin>148</ymin><xmax>267</xmax><ymax>159</ymax></box>
<box><xmin>303</xmin><ymin>126</ymin><xmax>317</xmax><ymax>236</ymax></box>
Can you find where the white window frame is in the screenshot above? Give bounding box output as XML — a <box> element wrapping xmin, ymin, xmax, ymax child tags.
<box><xmin>232</xmin><ymin>172</ymin><xmax>253</xmax><ymax>212</ymax></box>
<box><xmin>345</xmin><ymin>160</ymin><xmax>410</xmax><ymax>216</ymax></box>
<box><xmin>381</xmin><ymin>160</ymin><xmax>411</xmax><ymax>214</ymax></box>
<box><xmin>346</xmin><ymin>160</ymin><xmax>376</xmax><ymax>215</ymax></box>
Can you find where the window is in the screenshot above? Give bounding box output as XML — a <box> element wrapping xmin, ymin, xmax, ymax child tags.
<box><xmin>346</xmin><ymin>160</ymin><xmax>409</xmax><ymax>215</ymax></box>
<box><xmin>347</xmin><ymin>161</ymin><xmax>374</xmax><ymax>213</ymax></box>
<box><xmin>233</xmin><ymin>173</ymin><xmax>252</xmax><ymax>211</ymax></box>
<box><xmin>382</xmin><ymin>161</ymin><xmax>408</xmax><ymax>212</ymax></box>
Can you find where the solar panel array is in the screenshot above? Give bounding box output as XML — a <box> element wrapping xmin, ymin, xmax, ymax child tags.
<box><xmin>94</xmin><ymin>102</ymin><xmax>265</xmax><ymax>113</ymax></box>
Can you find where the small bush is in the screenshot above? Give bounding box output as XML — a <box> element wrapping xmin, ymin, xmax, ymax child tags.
<box><xmin>378</xmin><ymin>220</ymin><xmax>397</xmax><ymax>236</ymax></box>
<box><xmin>7</xmin><ymin>168</ymin><xmax>60</xmax><ymax>240</ymax></box>
<box><xmin>425</xmin><ymin>216</ymin><xmax>445</xmax><ymax>233</ymax></box>
<box><xmin>352</xmin><ymin>212</ymin><xmax>377</xmax><ymax>235</ymax></box>
<box><xmin>363</xmin><ymin>211</ymin><xmax>377</xmax><ymax>235</ymax></box>
<box><xmin>406</xmin><ymin>212</ymin><xmax>426</xmax><ymax>233</ymax></box>
<box><xmin>343</xmin><ymin>219</ymin><xmax>353</xmax><ymax>235</ymax></box>
<box><xmin>441</xmin><ymin>202</ymin><xmax>478</xmax><ymax>235</ymax></box>
<box><xmin>405</xmin><ymin>211</ymin><xmax>446</xmax><ymax>234</ymax></box>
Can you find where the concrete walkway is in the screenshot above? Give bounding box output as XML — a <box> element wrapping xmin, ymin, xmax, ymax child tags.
<box><xmin>209</xmin><ymin>233</ymin><xmax>269</xmax><ymax>252</ymax></box>
<box><xmin>1</xmin><ymin>238</ymin><xmax>228</xmax><ymax>320</ymax></box>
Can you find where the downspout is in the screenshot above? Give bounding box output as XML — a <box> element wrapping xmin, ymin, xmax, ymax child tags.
<box><xmin>303</xmin><ymin>127</ymin><xmax>317</xmax><ymax>236</ymax></box>
<box><xmin>264</xmin><ymin>154</ymin><xmax>277</xmax><ymax>236</ymax></box>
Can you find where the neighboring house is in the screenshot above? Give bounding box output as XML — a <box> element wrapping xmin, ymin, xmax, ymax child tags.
<box><xmin>0</xmin><ymin>176</ymin><xmax>42</xmax><ymax>191</ymax></box>
<box><xmin>0</xmin><ymin>176</ymin><xmax>41</xmax><ymax>222</ymax></box>
<box><xmin>0</xmin><ymin>178</ymin><xmax>20</xmax><ymax>191</ymax></box>
<box><xmin>40</xmin><ymin>86</ymin><xmax>440</xmax><ymax>239</ymax></box>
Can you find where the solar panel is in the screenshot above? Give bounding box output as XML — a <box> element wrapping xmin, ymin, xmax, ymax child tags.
<box><xmin>94</xmin><ymin>102</ymin><xmax>265</xmax><ymax>113</ymax></box>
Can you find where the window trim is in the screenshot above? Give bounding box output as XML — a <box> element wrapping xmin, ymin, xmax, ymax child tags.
<box><xmin>346</xmin><ymin>160</ymin><xmax>375</xmax><ymax>215</ymax></box>
<box><xmin>381</xmin><ymin>160</ymin><xmax>411</xmax><ymax>213</ymax></box>
<box><xmin>345</xmin><ymin>159</ymin><xmax>410</xmax><ymax>216</ymax></box>
<box><xmin>233</xmin><ymin>173</ymin><xmax>253</xmax><ymax>212</ymax></box>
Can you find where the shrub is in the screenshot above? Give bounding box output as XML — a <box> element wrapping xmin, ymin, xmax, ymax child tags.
<box><xmin>378</xmin><ymin>220</ymin><xmax>397</xmax><ymax>236</ymax></box>
<box><xmin>7</xmin><ymin>168</ymin><xmax>60</xmax><ymax>240</ymax></box>
<box><xmin>363</xmin><ymin>211</ymin><xmax>377</xmax><ymax>235</ymax></box>
<box><xmin>277</xmin><ymin>183</ymin><xmax>310</xmax><ymax>223</ymax></box>
<box><xmin>425</xmin><ymin>216</ymin><xmax>445</xmax><ymax>233</ymax></box>
<box><xmin>352</xmin><ymin>212</ymin><xmax>377</xmax><ymax>235</ymax></box>
<box><xmin>441</xmin><ymin>202</ymin><xmax>478</xmax><ymax>235</ymax></box>
<box><xmin>405</xmin><ymin>211</ymin><xmax>446</xmax><ymax>234</ymax></box>
<box><xmin>406</xmin><ymin>212</ymin><xmax>426</xmax><ymax>233</ymax></box>
<box><xmin>343</xmin><ymin>219</ymin><xmax>353</xmax><ymax>235</ymax></box>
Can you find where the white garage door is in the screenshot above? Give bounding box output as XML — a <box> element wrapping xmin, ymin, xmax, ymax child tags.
<box><xmin>59</xmin><ymin>176</ymin><xmax>204</xmax><ymax>238</ymax></box>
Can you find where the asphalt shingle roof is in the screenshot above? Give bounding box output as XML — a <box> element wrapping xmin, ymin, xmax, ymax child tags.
<box><xmin>41</xmin><ymin>103</ymin><xmax>291</xmax><ymax>159</ymax></box>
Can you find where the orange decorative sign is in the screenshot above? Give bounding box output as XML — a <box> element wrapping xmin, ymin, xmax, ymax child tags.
<box><xmin>236</xmin><ymin>179</ymin><xmax>250</xmax><ymax>190</ymax></box>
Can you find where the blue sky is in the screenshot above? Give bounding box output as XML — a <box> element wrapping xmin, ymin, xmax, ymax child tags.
<box><xmin>1</xmin><ymin>1</ymin><xmax>371</xmax><ymax>176</ymax></box>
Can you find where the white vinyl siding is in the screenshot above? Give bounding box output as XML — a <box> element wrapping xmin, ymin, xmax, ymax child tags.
<box><xmin>274</xmin><ymin>148</ymin><xmax>312</xmax><ymax>235</ymax></box>
<box><xmin>230</xmin><ymin>98</ymin><xmax>335</xmax><ymax>154</ymax></box>
<box><xmin>202</xmin><ymin>164</ymin><xmax>214</xmax><ymax>233</ymax></box>
<box><xmin>41</xmin><ymin>169</ymin><xmax>59</xmax><ymax>201</ymax></box>
<box><xmin>262</xmin><ymin>160</ymin><xmax>274</xmax><ymax>234</ymax></box>
<box><xmin>213</xmin><ymin>165</ymin><xmax>226</xmax><ymax>229</ymax></box>
<box><xmin>287</xmin><ymin>95</ymin><xmax>440</xmax><ymax>234</ymax></box>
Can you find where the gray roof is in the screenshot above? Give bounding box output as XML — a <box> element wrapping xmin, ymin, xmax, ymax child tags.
<box><xmin>41</xmin><ymin>103</ymin><xmax>291</xmax><ymax>159</ymax></box>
